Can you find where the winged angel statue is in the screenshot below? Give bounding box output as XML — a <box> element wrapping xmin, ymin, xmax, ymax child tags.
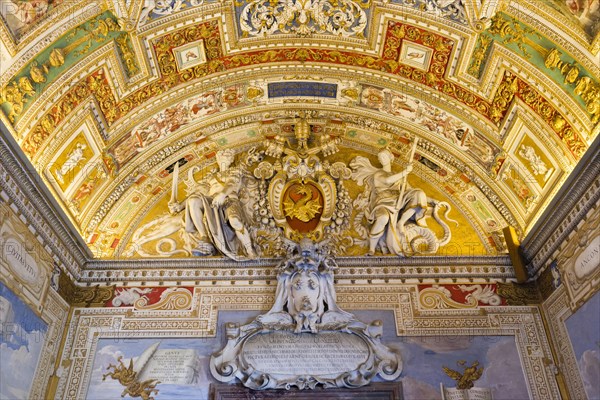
<box><xmin>350</xmin><ymin>149</ymin><xmax>457</xmax><ymax>256</ymax></box>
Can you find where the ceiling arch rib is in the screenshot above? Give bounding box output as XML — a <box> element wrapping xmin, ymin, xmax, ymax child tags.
<box><xmin>97</xmin><ymin>101</ymin><xmax>507</xmax><ymax>202</ymax></box>
<box><xmin>2</xmin><ymin>11</ymin><xmax>589</xmax><ymax>153</ymax></box>
<box><xmin>0</xmin><ymin>0</ymin><xmax>598</xmax><ymax>265</ymax></box>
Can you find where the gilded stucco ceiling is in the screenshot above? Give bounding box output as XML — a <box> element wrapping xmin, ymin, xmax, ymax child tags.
<box><xmin>0</xmin><ymin>0</ymin><xmax>598</xmax><ymax>260</ymax></box>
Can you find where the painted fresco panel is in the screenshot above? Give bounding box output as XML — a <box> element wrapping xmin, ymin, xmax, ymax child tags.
<box><xmin>0</xmin><ymin>0</ymin><xmax>62</xmax><ymax>39</ymax></box>
<box><xmin>233</xmin><ymin>0</ymin><xmax>372</xmax><ymax>39</ymax></box>
<box><xmin>49</xmin><ymin>132</ymin><xmax>94</xmax><ymax>192</ymax></box>
<box><xmin>357</xmin><ymin>84</ymin><xmax>499</xmax><ymax>168</ymax></box>
<box><xmin>387</xmin><ymin>0</ymin><xmax>467</xmax><ymax>25</ymax></box>
<box><xmin>139</xmin><ymin>0</ymin><xmax>219</xmax><ymax>25</ymax></box>
<box><xmin>565</xmin><ymin>290</ymin><xmax>600</xmax><ymax>400</ymax></box>
<box><xmin>352</xmin><ymin>310</ymin><xmax>529</xmax><ymax>400</ymax></box>
<box><xmin>0</xmin><ymin>281</ymin><xmax>48</xmax><ymax>399</ymax></box>
<box><xmin>86</xmin><ymin>310</ymin><xmax>528</xmax><ymax>399</ymax></box>
<box><xmin>547</xmin><ymin>0</ymin><xmax>600</xmax><ymax>37</ymax></box>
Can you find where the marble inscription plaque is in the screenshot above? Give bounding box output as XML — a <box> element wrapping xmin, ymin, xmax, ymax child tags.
<box><xmin>137</xmin><ymin>349</ymin><xmax>199</xmax><ymax>384</ymax></box>
<box><xmin>244</xmin><ymin>331</ymin><xmax>369</xmax><ymax>376</ymax></box>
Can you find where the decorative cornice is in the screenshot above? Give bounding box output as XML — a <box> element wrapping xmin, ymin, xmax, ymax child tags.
<box><xmin>522</xmin><ymin>134</ymin><xmax>600</xmax><ymax>278</ymax></box>
<box><xmin>0</xmin><ymin>122</ymin><xmax>89</xmax><ymax>277</ymax></box>
<box><xmin>81</xmin><ymin>255</ymin><xmax>514</xmax><ymax>284</ymax></box>
<box><xmin>57</xmin><ymin>271</ymin><xmax>115</xmax><ymax>306</ymax></box>
<box><xmin>86</xmin><ymin>255</ymin><xmax>512</xmax><ymax>269</ymax></box>
<box><xmin>497</xmin><ymin>281</ymin><xmax>542</xmax><ymax>305</ymax></box>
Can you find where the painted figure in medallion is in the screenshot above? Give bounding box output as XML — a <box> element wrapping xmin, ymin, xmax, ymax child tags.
<box><xmin>55</xmin><ymin>143</ymin><xmax>86</xmax><ymax>184</ymax></box>
<box><xmin>350</xmin><ymin>149</ymin><xmax>429</xmax><ymax>255</ymax></box>
<box><xmin>169</xmin><ymin>149</ymin><xmax>257</xmax><ymax>260</ymax></box>
<box><xmin>518</xmin><ymin>144</ymin><xmax>553</xmax><ymax>181</ymax></box>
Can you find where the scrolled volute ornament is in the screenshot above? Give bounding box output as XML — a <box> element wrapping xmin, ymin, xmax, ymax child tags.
<box><xmin>329</xmin><ymin>161</ymin><xmax>352</xmax><ymax>180</ymax></box>
<box><xmin>254</xmin><ymin>161</ymin><xmax>275</xmax><ymax>180</ymax></box>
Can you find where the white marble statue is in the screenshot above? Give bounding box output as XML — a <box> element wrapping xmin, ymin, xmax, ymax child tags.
<box><xmin>350</xmin><ymin>149</ymin><xmax>430</xmax><ymax>255</ymax></box>
<box><xmin>169</xmin><ymin>149</ymin><xmax>257</xmax><ymax>260</ymax></box>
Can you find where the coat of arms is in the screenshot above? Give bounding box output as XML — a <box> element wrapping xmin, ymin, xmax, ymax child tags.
<box><xmin>283</xmin><ymin>181</ymin><xmax>323</xmax><ymax>225</ymax></box>
<box><xmin>264</xmin><ymin>117</ymin><xmax>344</xmax><ymax>241</ymax></box>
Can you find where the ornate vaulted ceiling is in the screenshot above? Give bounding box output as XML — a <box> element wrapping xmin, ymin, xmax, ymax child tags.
<box><xmin>1</xmin><ymin>0</ymin><xmax>598</xmax><ymax>261</ymax></box>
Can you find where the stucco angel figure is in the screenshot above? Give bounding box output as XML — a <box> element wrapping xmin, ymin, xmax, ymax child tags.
<box><xmin>350</xmin><ymin>149</ymin><xmax>428</xmax><ymax>255</ymax></box>
<box><xmin>169</xmin><ymin>149</ymin><xmax>257</xmax><ymax>260</ymax></box>
<box><xmin>257</xmin><ymin>239</ymin><xmax>354</xmax><ymax>333</ymax></box>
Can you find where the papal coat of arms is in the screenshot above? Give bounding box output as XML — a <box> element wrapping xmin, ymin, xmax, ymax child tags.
<box><xmin>266</xmin><ymin>117</ymin><xmax>341</xmax><ymax>242</ymax></box>
<box><xmin>283</xmin><ymin>182</ymin><xmax>323</xmax><ymax>224</ymax></box>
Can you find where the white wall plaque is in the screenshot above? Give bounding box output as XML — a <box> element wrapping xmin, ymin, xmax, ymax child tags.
<box><xmin>135</xmin><ymin>342</ymin><xmax>200</xmax><ymax>385</ymax></box>
<box><xmin>244</xmin><ymin>331</ymin><xmax>369</xmax><ymax>376</ymax></box>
